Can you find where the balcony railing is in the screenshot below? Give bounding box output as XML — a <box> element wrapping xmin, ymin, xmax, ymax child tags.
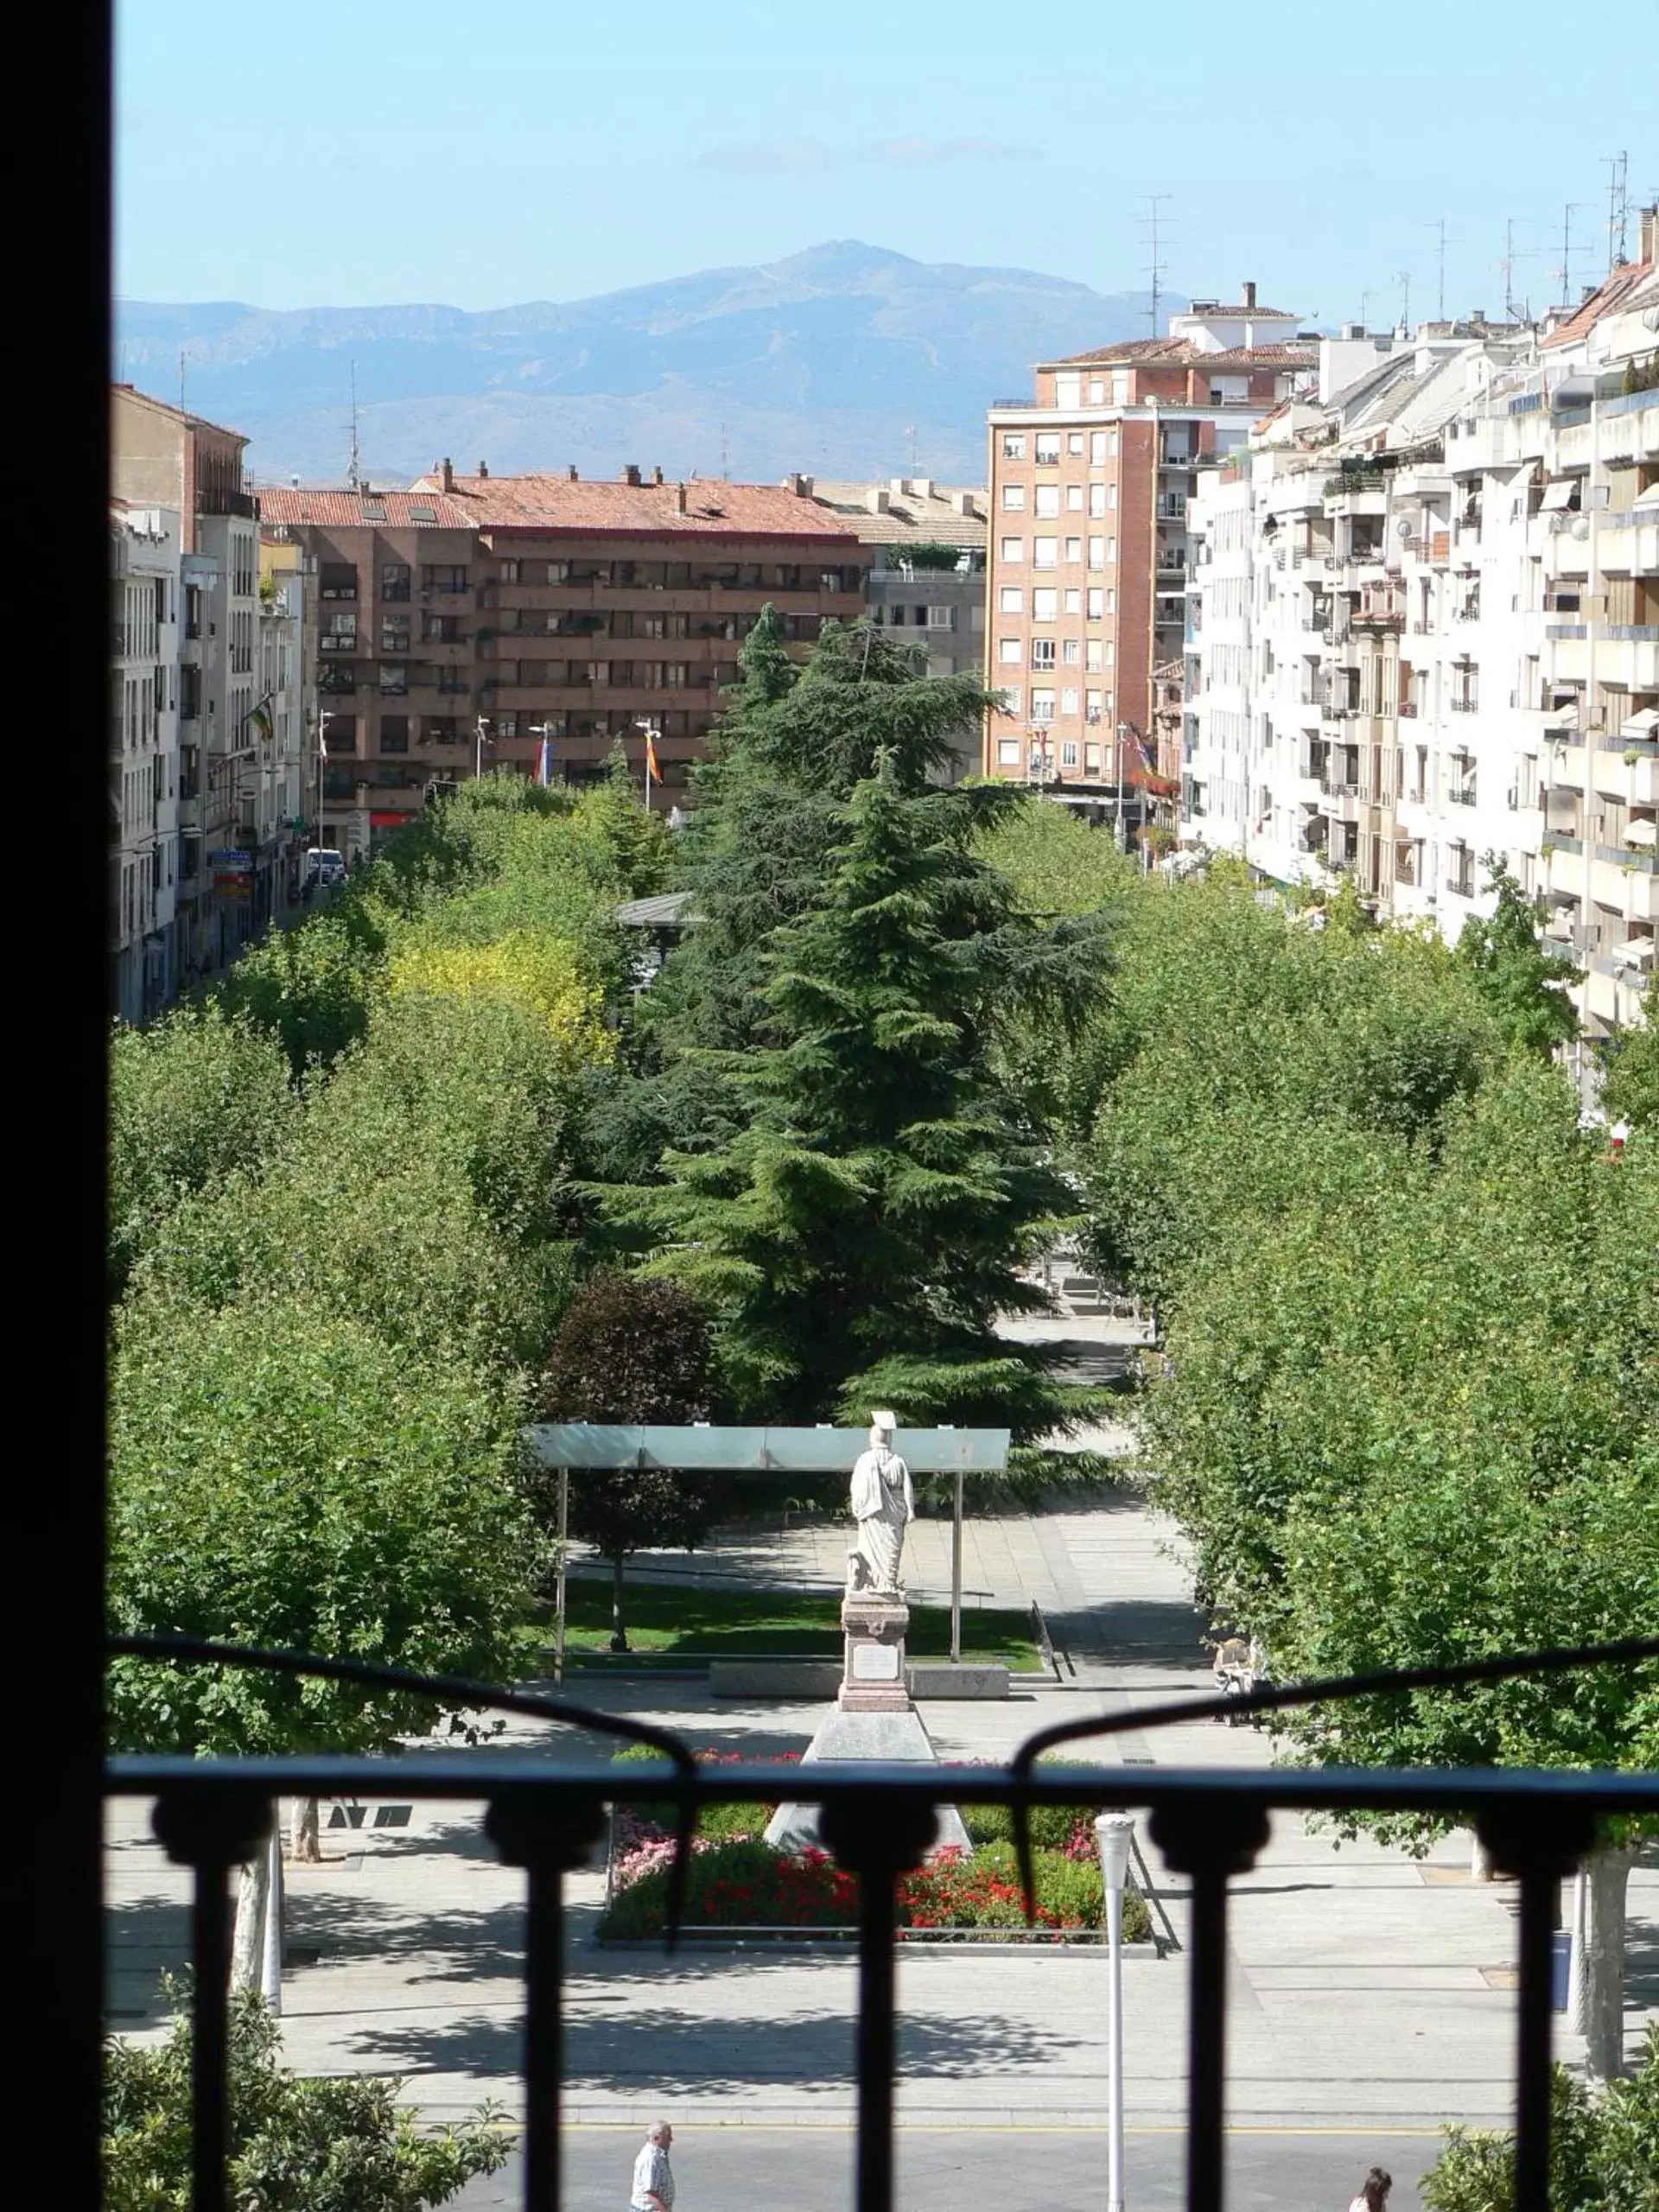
<box><xmin>104</xmin><ymin>1630</ymin><xmax>1658</xmax><ymax>2212</ymax></box>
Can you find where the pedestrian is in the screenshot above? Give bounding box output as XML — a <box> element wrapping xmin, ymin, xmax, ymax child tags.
<box><xmin>1348</xmin><ymin>2166</ymin><xmax>1391</xmax><ymax>2212</ymax></box>
<box><xmin>631</xmin><ymin>2120</ymin><xmax>675</xmax><ymax>2212</ymax></box>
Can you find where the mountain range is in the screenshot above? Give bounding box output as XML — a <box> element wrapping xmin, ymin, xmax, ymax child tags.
<box><xmin>115</xmin><ymin>242</ymin><xmax>1157</xmax><ymax>490</ymax></box>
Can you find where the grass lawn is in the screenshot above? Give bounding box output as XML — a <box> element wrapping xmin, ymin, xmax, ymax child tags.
<box><xmin>543</xmin><ymin>1577</ymin><xmax>1041</xmax><ymax>1670</ymax></box>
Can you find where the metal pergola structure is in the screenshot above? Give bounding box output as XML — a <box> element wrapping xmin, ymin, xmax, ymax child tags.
<box><xmin>524</xmin><ymin>1423</ymin><xmax>1011</xmax><ymax>1673</ymax></box>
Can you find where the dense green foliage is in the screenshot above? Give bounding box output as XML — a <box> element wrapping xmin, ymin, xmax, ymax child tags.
<box><xmin>105</xmin><ymin>1985</ymin><xmax>506</xmax><ymax>2211</ymax></box>
<box><xmin>1421</xmin><ymin>2025</ymin><xmax>1657</xmax><ymax>2212</ymax></box>
<box><xmin>1453</xmin><ymin>855</ymin><xmax>1580</xmax><ymax>1057</ymax></box>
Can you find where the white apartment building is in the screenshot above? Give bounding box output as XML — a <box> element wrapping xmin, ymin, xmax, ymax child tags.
<box><xmin>111</xmin><ymin>502</ymin><xmax>181</xmax><ymax>1022</ymax></box>
<box><xmin>1183</xmin><ymin>218</ymin><xmax>1657</xmax><ymax>1061</ymax></box>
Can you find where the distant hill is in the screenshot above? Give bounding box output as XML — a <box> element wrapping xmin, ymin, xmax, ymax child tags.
<box><xmin>115</xmin><ymin>241</ymin><xmax>1157</xmax><ymax>488</ymax></box>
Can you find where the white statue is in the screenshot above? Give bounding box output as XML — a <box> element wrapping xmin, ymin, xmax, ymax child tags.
<box><xmin>846</xmin><ymin>1410</ymin><xmax>914</xmax><ymax>1599</ymax></box>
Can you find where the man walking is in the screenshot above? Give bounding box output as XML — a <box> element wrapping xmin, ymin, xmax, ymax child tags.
<box><xmin>631</xmin><ymin>2120</ymin><xmax>675</xmax><ymax>2212</ymax></box>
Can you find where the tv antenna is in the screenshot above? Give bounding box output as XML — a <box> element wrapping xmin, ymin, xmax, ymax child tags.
<box><xmin>1395</xmin><ymin>269</ymin><xmax>1412</xmax><ymax>333</ymax></box>
<box><xmin>1552</xmin><ymin>202</ymin><xmax>1586</xmax><ymax>308</ymax></box>
<box><xmin>1424</xmin><ymin>217</ymin><xmax>1461</xmax><ymax>321</ymax></box>
<box><xmin>346</xmin><ymin>360</ymin><xmax>361</xmax><ymax>492</ymax></box>
<box><xmin>1138</xmin><ymin>194</ymin><xmax>1173</xmax><ymax>336</ymax></box>
<box><xmin>1605</xmin><ymin>150</ymin><xmax>1630</xmax><ymax>270</ymax></box>
<box><xmin>178</xmin><ymin>346</ymin><xmax>187</xmax><ymax>413</ymax></box>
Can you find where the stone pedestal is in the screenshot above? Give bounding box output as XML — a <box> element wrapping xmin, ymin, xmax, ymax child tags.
<box><xmin>839</xmin><ymin>1593</ymin><xmax>911</xmax><ymax>1713</ymax></box>
<box><xmin>763</xmin><ymin>1594</ymin><xmax>971</xmax><ymax>1858</ymax></box>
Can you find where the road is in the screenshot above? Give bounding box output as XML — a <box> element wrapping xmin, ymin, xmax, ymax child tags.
<box><xmin>451</xmin><ymin>2124</ymin><xmax>1444</xmax><ymax>2210</ymax></box>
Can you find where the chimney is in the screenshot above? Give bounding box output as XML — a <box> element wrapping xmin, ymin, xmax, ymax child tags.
<box><xmin>1469</xmin><ymin>309</ymin><xmax>1484</xmax><ymax>327</ymax></box>
<box><xmin>478</xmin><ymin>460</ymin><xmax>489</xmax><ymax>478</ymax></box>
<box><xmin>1638</xmin><ymin>203</ymin><xmax>1656</xmax><ymax>264</ymax></box>
<box><xmin>674</xmin><ymin>483</ymin><xmax>687</xmax><ymax>514</ymax></box>
<box><xmin>868</xmin><ymin>486</ymin><xmax>890</xmax><ymax>514</ymax></box>
<box><xmin>890</xmin><ymin>476</ymin><xmax>907</xmax><ymax>499</ymax></box>
<box><xmin>1243</xmin><ymin>281</ymin><xmax>1257</xmax><ymax>310</ymax></box>
<box><xmin>652</xmin><ymin>465</ymin><xmax>664</xmax><ymax>485</ymax></box>
<box><xmin>568</xmin><ymin>464</ymin><xmax>578</xmax><ymax>482</ymax></box>
<box><xmin>952</xmin><ymin>489</ymin><xmax>979</xmax><ymax>517</ymax></box>
<box><xmin>440</xmin><ymin>457</ymin><xmax>454</xmax><ymax>493</ymax></box>
<box><xmin>622</xmin><ymin>463</ymin><xmax>642</xmax><ymax>486</ymax></box>
<box><xmin>785</xmin><ymin>471</ymin><xmax>815</xmax><ymax>498</ymax></box>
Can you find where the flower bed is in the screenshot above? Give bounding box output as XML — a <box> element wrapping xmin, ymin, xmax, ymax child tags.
<box><xmin>601</xmin><ymin>1745</ymin><xmax>1153</xmax><ymax>1944</ymax></box>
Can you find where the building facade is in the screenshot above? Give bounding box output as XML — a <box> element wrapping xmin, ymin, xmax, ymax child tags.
<box><xmin>1181</xmin><ymin>216</ymin><xmax>1658</xmax><ymax>1067</ymax></box>
<box><xmin>257</xmin><ymin>467</ymin><xmax>869</xmax><ymax>847</ymax></box>
<box><xmin>982</xmin><ymin>289</ymin><xmax>1314</xmax><ymax>818</ymax></box>
<box><xmin>111</xmin><ymin>501</ymin><xmax>181</xmax><ymax>1023</ymax></box>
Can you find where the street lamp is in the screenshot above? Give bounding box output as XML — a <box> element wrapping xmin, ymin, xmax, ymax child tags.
<box><xmin>315</xmin><ymin>707</ymin><xmax>334</xmax><ymax>857</ymax></box>
<box><xmin>474</xmin><ymin>714</ymin><xmax>493</xmax><ymax>780</ymax></box>
<box><xmin>1095</xmin><ymin>1813</ymin><xmax>1135</xmax><ymax>2212</ymax></box>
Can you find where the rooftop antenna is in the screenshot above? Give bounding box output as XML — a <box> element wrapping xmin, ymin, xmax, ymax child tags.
<box><xmin>1605</xmin><ymin>150</ymin><xmax>1630</xmax><ymax>270</ymax></box>
<box><xmin>1395</xmin><ymin>268</ymin><xmax>1412</xmax><ymax>333</ymax></box>
<box><xmin>1358</xmin><ymin>289</ymin><xmax>1375</xmax><ymax>329</ymax></box>
<box><xmin>1552</xmin><ymin>202</ymin><xmax>1586</xmax><ymax>308</ymax></box>
<box><xmin>178</xmin><ymin>346</ymin><xmax>187</xmax><ymax>412</ymax></box>
<box><xmin>1138</xmin><ymin>194</ymin><xmax>1173</xmax><ymax>335</ymax></box>
<box><xmin>346</xmin><ymin>360</ymin><xmax>361</xmax><ymax>493</ymax></box>
<box><xmin>1424</xmin><ymin>217</ymin><xmax>1461</xmax><ymax>321</ymax></box>
<box><xmin>1497</xmin><ymin>218</ymin><xmax>1541</xmax><ymax>326</ymax></box>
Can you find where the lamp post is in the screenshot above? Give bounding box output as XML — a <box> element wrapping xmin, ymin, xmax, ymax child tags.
<box><xmin>1096</xmin><ymin>1813</ymin><xmax>1135</xmax><ymax>2212</ymax></box>
<box><xmin>474</xmin><ymin>713</ymin><xmax>493</xmax><ymax>781</ymax></box>
<box><xmin>315</xmin><ymin>707</ymin><xmax>333</xmax><ymax>858</ymax></box>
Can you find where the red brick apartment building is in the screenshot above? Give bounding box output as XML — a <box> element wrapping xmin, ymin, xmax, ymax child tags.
<box><xmin>983</xmin><ymin>289</ymin><xmax>1315</xmax><ymax>807</ymax></box>
<box><xmin>257</xmin><ymin>465</ymin><xmax>868</xmax><ymax>847</ymax></box>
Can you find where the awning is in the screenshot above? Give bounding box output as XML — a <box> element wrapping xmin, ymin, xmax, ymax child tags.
<box><xmin>1622</xmin><ymin>706</ymin><xmax>1659</xmax><ymax>735</ymax></box>
<box><xmin>1610</xmin><ymin>938</ymin><xmax>1655</xmax><ymax>965</ymax></box>
<box><xmin>1633</xmin><ymin>483</ymin><xmax>1659</xmax><ymax>512</ymax></box>
<box><xmin>1623</xmin><ymin>817</ymin><xmax>1657</xmax><ymax>847</ymax></box>
<box><xmin>1541</xmin><ymin>480</ymin><xmax>1579</xmax><ymax>512</ymax></box>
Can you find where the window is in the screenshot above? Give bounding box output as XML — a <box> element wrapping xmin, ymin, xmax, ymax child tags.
<box><xmin>1066</xmin><ymin>484</ymin><xmax>1084</xmax><ymax>512</ymax></box>
<box><xmin>1001</xmin><ymin>432</ymin><xmax>1027</xmax><ymax>460</ymax></box>
<box><xmin>320</xmin><ymin>562</ymin><xmax>357</xmax><ymax>601</ymax></box>
<box><xmin>1031</xmin><ymin>638</ymin><xmax>1056</xmax><ymax>669</ymax></box>
<box><xmin>1034</xmin><ymin>485</ymin><xmax>1061</xmax><ymax>518</ymax></box>
<box><xmin>1086</xmin><ymin>690</ymin><xmax>1103</xmax><ymax>720</ymax></box>
<box><xmin>379</xmin><ymin>664</ymin><xmax>407</xmax><ymax>695</ymax></box>
<box><xmin>1032</xmin><ymin>588</ymin><xmax>1058</xmax><ymax>621</ymax></box>
<box><xmin>1060</xmin><ymin>740</ymin><xmax>1079</xmax><ymax>766</ymax></box>
<box><xmin>1064</xmin><ymin>588</ymin><xmax>1082</xmax><ymax>615</ymax></box>
<box><xmin>1090</xmin><ymin>431</ymin><xmax>1108</xmax><ymax>463</ymax></box>
<box><xmin>1085</xmin><ymin>743</ymin><xmax>1102</xmax><ymax>771</ymax></box>
<box><xmin>496</xmin><ymin>712</ymin><xmax>518</xmax><ymax>739</ymax></box>
<box><xmin>1086</xmin><ymin>639</ymin><xmax>1104</xmax><ymax>671</ymax></box>
<box><xmin>1107</xmin><ymin>537</ymin><xmax>1117</xmax><ymax>564</ymax></box>
<box><xmin>322</xmin><ymin>613</ymin><xmax>357</xmax><ymax>651</ymax></box>
<box><xmin>819</xmin><ymin>569</ymin><xmax>850</xmax><ymax>594</ymax></box>
<box><xmin>1001</xmin><ymin>484</ymin><xmax>1027</xmax><ymax>510</ymax></box>
<box><xmin>1088</xmin><ymin>538</ymin><xmax>1105</xmax><ymax>571</ymax></box>
<box><xmin>380</xmin><ymin>614</ymin><xmax>410</xmax><ymax>653</ymax></box>
<box><xmin>379</xmin><ymin>715</ymin><xmax>409</xmax><ymax>753</ymax></box>
<box><xmin>997</xmin><ymin>586</ymin><xmax>1023</xmax><ymax>614</ymax></box>
<box><xmin>1000</xmin><ymin>537</ymin><xmax>1025</xmax><ymax>564</ymax></box>
<box><xmin>1088</xmin><ymin>380</ymin><xmax>1105</xmax><ymax>405</ymax></box>
<box><xmin>665</xmin><ymin>663</ymin><xmax>690</xmax><ymax>687</ymax></box>
<box><xmin>1087</xmin><ymin>588</ymin><xmax>1104</xmax><ymax>620</ymax></box>
<box><xmin>1067</xmin><ymin>431</ymin><xmax>1084</xmax><ymax>456</ymax></box>
<box><xmin>422</xmin><ymin>563</ymin><xmax>469</xmax><ymax>592</ymax></box>
<box><xmin>1111</xmin><ymin>372</ymin><xmax>1129</xmax><ymax>405</ymax></box>
<box><xmin>498</xmin><ymin>608</ymin><xmax>520</xmax><ymax>633</ymax></box>
<box><xmin>1054</xmin><ymin>373</ymin><xmax>1082</xmax><ymax>409</ymax></box>
<box><xmin>1031</xmin><ymin>689</ymin><xmax>1056</xmax><ymax>723</ymax></box>
<box><xmin>1035</xmin><ymin>432</ymin><xmax>1061</xmax><ymax>465</ymax></box>
<box><xmin>998</xmin><ymin>639</ymin><xmax>1022</xmax><ymax>664</ymax></box>
<box><xmin>997</xmin><ymin>738</ymin><xmax>1021</xmax><ymax>765</ymax></box>
<box><xmin>925</xmin><ymin>606</ymin><xmax>955</xmax><ymax>631</ymax></box>
<box><xmin>1062</xmin><ymin>639</ymin><xmax>1080</xmax><ymax>665</ymax></box>
<box><xmin>1033</xmin><ymin>537</ymin><xmax>1058</xmax><ymax>569</ymax></box>
<box><xmin>1064</xmin><ymin>537</ymin><xmax>1083</xmax><ymax>564</ymax></box>
<box><xmin>499</xmin><ymin>559</ymin><xmax>520</xmax><ymax>585</ymax></box>
<box><xmin>1089</xmin><ymin>484</ymin><xmax>1107</xmax><ymax>518</ymax></box>
<box><xmin>1061</xmin><ymin>689</ymin><xmax>1079</xmax><ymax>716</ymax></box>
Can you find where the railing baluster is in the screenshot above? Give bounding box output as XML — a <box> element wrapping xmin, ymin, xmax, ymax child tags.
<box><xmin>1149</xmin><ymin>1800</ymin><xmax>1269</xmax><ymax>2212</ymax></box>
<box><xmin>1478</xmin><ymin>1808</ymin><xmax>1596</xmax><ymax>2212</ymax></box>
<box><xmin>152</xmin><ymin>1786</ymin><xmax>271</xmax><ymax>2212</ymax></box>
<box><xmin>821</xmin><ymin>1791</ymin><xmax>938</xmax><ymax>2212</ymax></box>
<box><xmin>486</xmin><ymin>1790</ymin><xmax>607</xmax><ymax>2212</ymax></box>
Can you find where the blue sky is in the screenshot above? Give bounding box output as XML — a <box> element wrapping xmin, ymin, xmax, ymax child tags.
<box><xmin>118</xmin><ymin>0</ymin><xmax>1656</xmax><ymax>320</ymax></box>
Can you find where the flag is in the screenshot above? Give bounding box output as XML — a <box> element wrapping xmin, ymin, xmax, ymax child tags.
<box><xmin>318</xmin><ymin>724</ymin><xmax>328</xmax><ymax>762</ymax></box>
<box><xmin>537</xmin><ymin>735</ymin><xmax>552</xmax><ymax>787</ymax></box>
<box><xmin>644</xmin><ymin>728</ymin><xmax>661</xmax><ymax>785</ymax></box>
<box><xmin>249</xmin><ymin>703</ymin><xmax>273</xmax><ymax>743</ymax></box>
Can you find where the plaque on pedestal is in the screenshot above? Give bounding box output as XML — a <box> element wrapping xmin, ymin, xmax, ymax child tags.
<box><xmin>840</xmin><ymin>1593</ymin><xmax>910</xmax><ymax>1712</ymax></box>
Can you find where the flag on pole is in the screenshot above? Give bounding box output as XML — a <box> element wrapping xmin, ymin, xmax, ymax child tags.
<box><xmin>318</xmin><ymin>723</ymin><xmax>328</xmax><ymax>761</ymax></box>
<box><xmin>537</xmin><ymin>735</ymin><xmax>552</xmax><ymax>787</ymax></box>
<box><xmin>644</xmin><ymin>728</ymin><xmax>661</xmax><ymax>785</ymax></box>
<box><xmin>249</xmin><ymin>703</ymin><xmax>274</xmax><ymax>743</ymax></box>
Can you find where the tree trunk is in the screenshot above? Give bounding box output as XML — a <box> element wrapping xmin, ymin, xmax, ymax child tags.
<box><xmin>290</xmin><ymin>1796</ymin><xmax>321</xmax><ymax>1863</ymax></box>
<box><xmin>229</xmin><ymin>1815</ymin><xmax>272</xmax><ymax>1996</ymax></box>
<box><xmin>1568</xmin><ymin>1840</ymin><xmax>1633</xmax><ymax>2081</ymax></box>
<box><xmin>1470</xmin><ymin>1833</ymin><xmax>1496</xmax><ymax>1883</ymax></box>
<box><xmin>609</xmin><ymin>1550</ymin><xmax>630</xmax><ymax>1654</ymax></box>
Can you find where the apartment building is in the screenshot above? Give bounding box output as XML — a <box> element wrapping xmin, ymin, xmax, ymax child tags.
<box><xmin>113</xmin><ymin>386</ymin><xmax>304</xmax><ymax>982</ymax></box>
<box><xmin>807</xmin><ymin>475</ymin><xmax>986</xmax><ymax>777</ymax></box>
<box><xmin>111</xmin><ymin>501</ymin><xmax>181</xmax><ymax>1022</ymax></box>
<box><xmin>1182</xmin><ymin>213</ymin><xmax>1658</xmax><ymax>1064</ymax></box>
<box><xmin>257</xmin><ymin>466</ymin><xmax>868</xmax><ymax>846</ymax></box>
<box><xmin>982</xmin><ymin>289</ymin><xmax>1315</xmax><ymax>816</ymax></box>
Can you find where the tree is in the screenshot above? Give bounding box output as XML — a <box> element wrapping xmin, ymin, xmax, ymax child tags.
<box><xmin>1453</xmin><ymin>855</ymin><xmax>1580</xmax><ymax>1057</ymax></box>
<box><xmin>539</xmin><ymin>1272</ymin><xmax>722</xmax><ymax>1649</ymax></box>
<box><xmin>1599</xmin><ymin>1020</ymin><xmax>1659</xmax><ymax>1129</ymax></box>
<box><xmin>104</xmin><ymin>1984</ymin><xmax>506</xmax><ymax>2211</ymax></box>
<box><xmin>614</xmin><ymin>755</ymin><xmax>1110</xmax><ymax>1432</ymax></box>
<box><xmin>1421</xmin><ymin>2024</ymin><xmax>1657</xmax><ymax>2212</ymax></box>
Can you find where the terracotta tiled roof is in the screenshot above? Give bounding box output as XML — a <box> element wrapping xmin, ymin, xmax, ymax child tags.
<box><xmin>256</xmin><ymin>487</ymin><xmax>479</xmax><ymax>529</ymax></box>
<box><xmin>808</xmin><ymin>479</ymin><xmax>986</xmax><ymax>548</ymax></box>
<box><xmin>1541</xmin><ymin>256</ymin><xmax>1657</xmax><ymax>349</ymax></box>
<box><xmin>1048</xmin><ymin>339</ymin><xmax>1315</xmax><ymax>369</ymax></box>
<box><xmin>409</xmin><ymin>473</ymin><xmax>865</xmax><ymax>540</ymax></box>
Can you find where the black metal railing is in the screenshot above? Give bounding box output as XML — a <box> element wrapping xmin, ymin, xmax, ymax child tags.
<box><xmin>105</xmin><ymin>1633</ymin><xmax>1659</xmax><ymax>2212</ymax></box>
